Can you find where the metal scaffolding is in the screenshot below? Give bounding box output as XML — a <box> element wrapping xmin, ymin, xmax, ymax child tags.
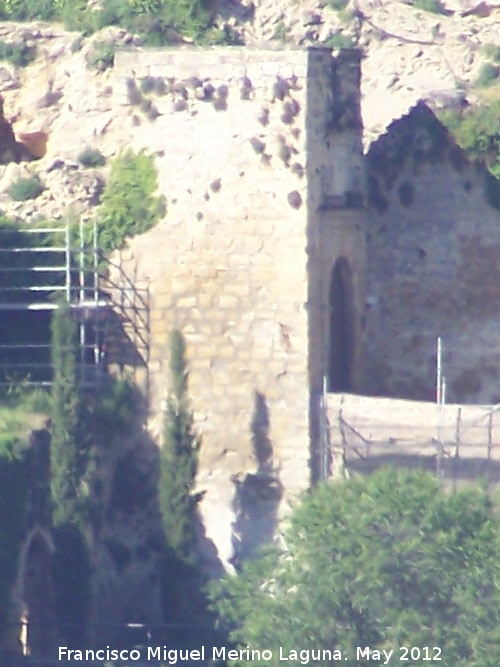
<box><xmin>0</xmin><ymin>220</ymin><xmax>109</xmax><ymax>388</ymax></box>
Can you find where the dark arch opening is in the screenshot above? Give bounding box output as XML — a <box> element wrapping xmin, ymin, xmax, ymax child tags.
<box><xmin>23</xmin><ymin>533</ymin><xmax>55</xmax><ymax>657</ymax></box>
<box><xmin>328</xmin><ymin>257</ymin><xmax>355</xmax><ymax>392</ymax></box>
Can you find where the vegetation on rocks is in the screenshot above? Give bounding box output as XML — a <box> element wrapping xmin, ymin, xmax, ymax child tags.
<box><xmin>85</xmin><ymin>40</ymin><xmax>115</xmax><ymax>71</ymax></box>
<box><xmin>405</xmin><ymin>0</ymin><xmax>447</xmax><ymax>15</ymax></box>
<box><xmin>211</xmin><ymin>468</ymin><xmax>500</xmax><ymax>667</ymax></box>
<box><xmin>77</xmin><ymin>146</ymin><xmax>106</xmax><ymax>168</ymax></box>
<box><xmin>0</xmin><ymin>38</ymin><xmax>36</xmax><ymax>66</ymax></box>
<box><xmin>438</xmin><ymin>99</ymin><xmax>500</xmax><ymax>179</ymax></box>
<box><xmin>475</xmin><ymin>62</ymin><xmax>500</xmax><ymax>88</ymax></box>
<box><xmin>8</xmin><ymin>176</ymin><xmax>45</xmax><ymax>201</ymax></box>
<box><xmin>0</xmin><ymin>0</ymin><xmax>214</xmax><ymax>44</ymax></box>
<box><xmin>98</xmin><ymin>148</ymin><xmax>165</xmax><ymax>251</ymax></box>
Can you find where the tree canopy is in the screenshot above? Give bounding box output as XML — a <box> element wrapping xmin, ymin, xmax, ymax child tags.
<box><xmin>211</xmin><ymin>468</ymin><xmax>500</xmax><ymax>667</ymax></box>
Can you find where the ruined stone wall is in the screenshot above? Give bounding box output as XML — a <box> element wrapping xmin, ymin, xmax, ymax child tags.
<box><xmin>363</xmin><ymin>104</ymin><xmax>500</xmax><ymax>404</ymax></box>
<box><xmin>109</xmin><ymin>48</ymin><xmax>307</xmax><ymax>567</ymax></box>
<box><xmin>110</xmin><ymin>47</ymin><xmax>366</xmax><ymax>567</ymax></box>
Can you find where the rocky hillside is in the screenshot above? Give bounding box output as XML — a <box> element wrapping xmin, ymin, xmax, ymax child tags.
<box><xmin>0</xmin><ymin>0</ymin><xmax>498</xmax><ymax>222</ymax></box>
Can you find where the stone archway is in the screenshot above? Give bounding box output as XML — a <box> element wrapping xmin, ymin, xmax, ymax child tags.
<box><xmin>328</xmin><ymin>257</ymin><xmax>355</xmax><ymax>392</ymax></box>
<box><xmin>21</xmin><ymin>530</ymin><xmax>56</xmax><ymax>657</ymax></box>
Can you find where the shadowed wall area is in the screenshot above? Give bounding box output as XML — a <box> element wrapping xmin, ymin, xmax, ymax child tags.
<box><xmin>328</xmin><ymin>257</ymin><xmax>355</xmax><ymax>392</ymax></box>
<box><xmin>231</xmin><ymin>392</ymin><xmax>283</xmax><ymax>568</ymax></box>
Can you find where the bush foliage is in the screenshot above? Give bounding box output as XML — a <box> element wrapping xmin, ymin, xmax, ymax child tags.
<box><xmin>98</xmin><ymin>148</ymin><xmax>165</xmax><ymax>251</ymax></box>
<box><xmin>405</xmin><ymin>0</ymin><xmax>448</xmax><ymax>13</ymax></box>
<box><xmin>0</xmin><ymin>0</ymin><xmax>214</xmax><ymax>45</ymax></box>
<box><xmin>0</xmin><ymin>39</ymin><xmax>36</xmax><ymax>67</ymax></box>
<box><xmin>438</xmin><ymin>100</ymin><xmax>500</xmax><ymax>179</ymax></box>
<box><xmin>77</xmin><ymin>146</ymin><xmax>106</xmax><ymax>168</ymax></box>
<box><xmin>475</xmin><ymin>62</ymin><xmax>500</xmax><ymax>88</ymax></box>
<box><xmin>8</xmin><ymin>176</ymin><xmax>45</xmax><ymax>201</ymax></box>
<box><xmin>211</xmin><ymin>468</ymin><xmax>500</xmax><ymax>667</ymax></box>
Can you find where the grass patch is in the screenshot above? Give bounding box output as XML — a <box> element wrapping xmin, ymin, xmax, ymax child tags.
<box><xmin>476</xmin><ymin>63</ymin><xmax>499</xmax><ymax>88</ymax></box>
<box><xmin>86</xmin><ymin>41</ymin><xmax>115</xmax><ymax>71</ymax></box>
<box><xmin>78</xmin><ymin>147</ymin><xmax>106</xmax><ymax>168</ymax></box>
<box><xmin>328</xmin><ymin>0</ymin><xmax>349</xmax><ymax>10</ymax></box>
<box><xmin>0</xmin><ymin>386</ymin><xmax>51</xmax><ymax>438</ymax></box>
<box><xmin>98</xmin><ymin>148</ymin><xmax>166</xmax><ymax>251</ymax></box>
<box><xmin>8</xmin><ymin>176</ymin><xmax>45</xmax><ymax>201</ymax></box>
<box><xmin>405</xmin><ymin>0</ymin><xmax>448</xmax><ymax>13</ymax></box>
<box><xmin>438</xmin><ymin>100</ymin><xmax>500</xmax><ymax>176</ymax></box>
<box><xmin>0</xmin><ymin>40</ymin><xmax>36</xmax><ymax>67</ymax></box>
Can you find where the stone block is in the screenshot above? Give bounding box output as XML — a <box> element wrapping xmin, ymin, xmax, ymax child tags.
<box><xmin>217</xmin><ymin>295</ymin><xmax>240</xmax><ymax>310</ymax></box>
<box><xmin>176</xmin><ymin>296</ymin><xmax>198</xmax><ymax>309</ymax></box>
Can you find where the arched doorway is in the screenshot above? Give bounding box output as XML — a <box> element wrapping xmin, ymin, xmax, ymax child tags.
<box><xmin>328</xmin><ymin>257</ymin><xmax>355</xmax><ymax>392</ymax></box>
<box><xmin>22</xmin><ymin>532</ymin><xmax>56</xmax><ymax>657</ymax></box>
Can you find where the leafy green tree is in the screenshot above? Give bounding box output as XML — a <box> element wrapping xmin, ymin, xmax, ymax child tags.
<box><xmin>159</xmin><ymin>328</ymin><xmax>200</xmax><ymax>564</ymax></box>
<box><xmin>211</xmin><ymin>468</ymin><xmax>500</xmax><ymax>667</ymax></box>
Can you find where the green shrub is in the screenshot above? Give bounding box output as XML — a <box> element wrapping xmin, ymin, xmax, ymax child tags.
<box><xmin>0</xmin><ymin>0</ymin><xmax>214</xmax><ymax>44</ymax></box>
<box><xmin>0</xmin><ymin>0</ymin><xmax>55</xmax><ymax>21</ymax></box>
<box><xmin>475</xmin><ymin>62</ymin><xmax>499</xmax><ymax>88</ymax></box>
<box><xmin>328</xmin><ymin>0</ymin><xmax>349</xmax><ymax>10</ymax></box>
<box><xmin>0</xmin><ymin>40</ymin><xmax>36</xmax><ymax>67</ymax></box>
<box><xmin>203</xmin><ymin>25</ymin><xmax>242</xmax><ymax>45</ymax></box>
<box><xmin>323</xmin><ymin>31</ymin><xmax>356</xmax><ymax>49</ymax></box>
<box><xmin>8</xmin><ymin>176</ymin><xmax>45</xmax><ymax>201</ymax></box>
<box><xmin>272</xmin><ymin>20</ymin><xmax>290</xmax><ymax>43</ymax></box>
<box><xmin>77</xmin><ymin>146</ymin><xmax>106</xmax><ymax>168</ymax></box>
<box><xmin>406</xmin><ymin>0</ymin><xmax>447</xmax><ymax>13</ymax></box>
<box><xmin>438</xmin><ymin>101</ymin><xmax>500</xmax><ymax>172</ymax></box>
<box><xmin>482</xmin><ymin>44</ymin><xmax>500</xmax><ymax>64</ymax></box>
<box><xmin>98</xmin><ymin>148</ymin><xmax>166</xmax><ymax>251</ymax></box>
<box><xmin>86</xmin><ymin>41</ymin><xmax>115</xmax><ymax>71</ymax></box>
<box><xmin>61</xmin><ymin>0</ymin><xmax>97</xmax><ymax>35</ymax></box>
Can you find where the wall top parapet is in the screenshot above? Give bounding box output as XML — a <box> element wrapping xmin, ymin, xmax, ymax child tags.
<box><xmin>112</xmin><ymin>46</ymin><xmax>360</xmax><ymax>76</ymax></box>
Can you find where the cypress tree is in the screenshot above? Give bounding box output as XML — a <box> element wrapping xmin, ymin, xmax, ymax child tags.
<box><xmin>159</xmin><ymin>328</ymin><xmax>200</xmax><ymax>564</ymax></box>
<box><xmin>50</xmin><ymin>302</ymin><xmax>91</xmax><ymax>647</ymax></box>
<box><xmin>50</xmin><ymin>302</ymin><xmax>82</xmax><ymax>524</ymax></box>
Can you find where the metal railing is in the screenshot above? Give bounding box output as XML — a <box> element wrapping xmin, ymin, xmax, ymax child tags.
<box><xmin>0</xmin><ymin>222</ymin><xmax>150</xmax><ymax>393</ymax></box>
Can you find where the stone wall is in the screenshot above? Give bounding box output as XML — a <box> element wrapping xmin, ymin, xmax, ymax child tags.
<box><xmin>363</xmin><ymin>102</ymin><xmax>500</xmax><ymax>404</ymax></box>
<box><xmin>2</xmin><ymin>428</ymin><xmax>56</xmax><ymax>660</ymax></box>
<box><xmin>110</xmin><ymin>47</ymin><xmax>366</xmax><ymax>566</ymax></box>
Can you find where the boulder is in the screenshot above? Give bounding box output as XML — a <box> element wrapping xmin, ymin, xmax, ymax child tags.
<box><xmin>18</xmin><ymin>131</ymin><xmax>49</xmax><ymax>159</ymax></box>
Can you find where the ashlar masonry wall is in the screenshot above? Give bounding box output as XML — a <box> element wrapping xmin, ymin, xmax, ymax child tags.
<box><xmin>110</xmin><ymin>47</ymin><xmax>366</xmax><ymax>567</ymax></box>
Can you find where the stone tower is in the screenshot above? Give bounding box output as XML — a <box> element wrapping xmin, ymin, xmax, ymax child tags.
<box><xmin>110</xmin><ymin>47</ymin><xmax>366</xmax><ymax>567</ymax></box>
